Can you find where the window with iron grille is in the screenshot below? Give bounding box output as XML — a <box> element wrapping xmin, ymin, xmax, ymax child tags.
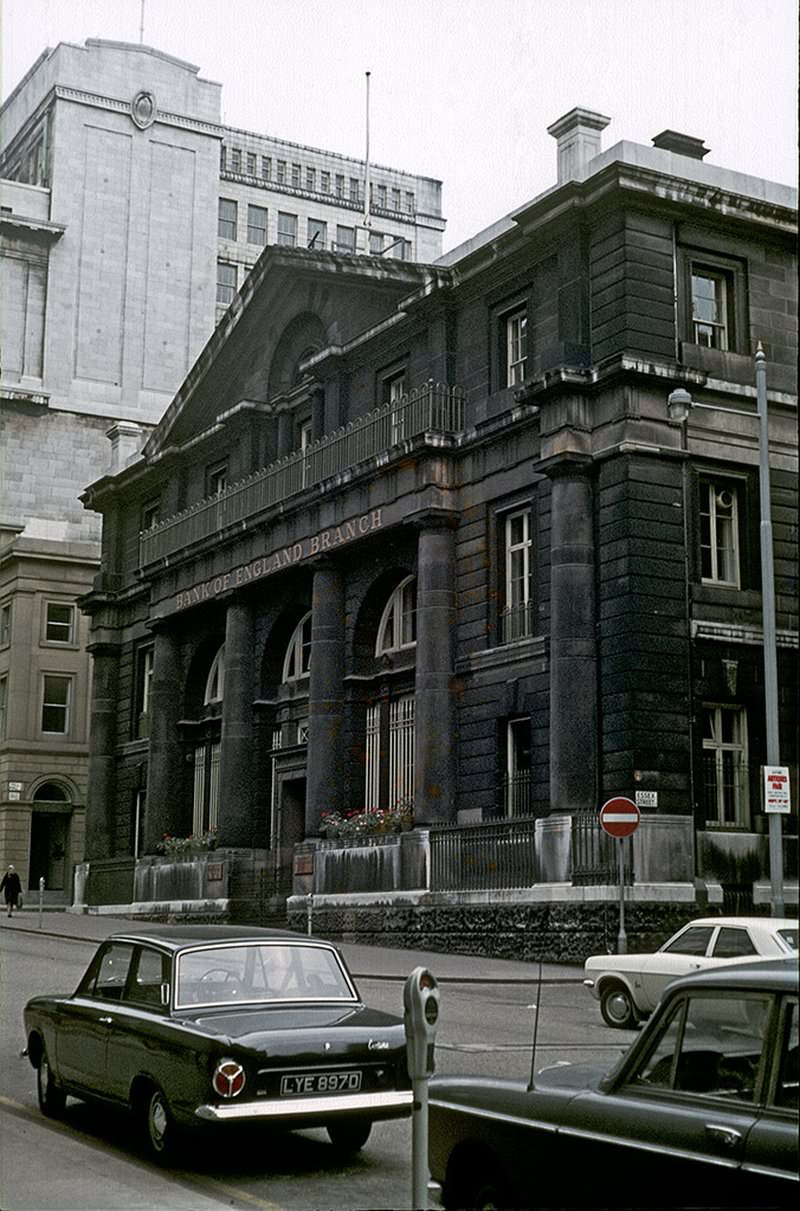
<box><xmin>501</xmin><ymin>508</ymin><xmax>535</xmax><ymax>642</ymax></box>
<box><xmin>364</xmin><ymin>694</ymin><xmax>415</xmax><ymax>812</ymax></box>
<box><xmin>0</xmin><ymin>601</ymin><xmax>10</xmax><ymax>646</ymax></box>
<box><xmin>503</xmin><ymin>718</ymin><xmax>532</xmax><ymax>817</ymax></box>
<box><xmin>702</xmin><ymin>704</ymin><xmax>749</xmax><ymax>827</ymax></box>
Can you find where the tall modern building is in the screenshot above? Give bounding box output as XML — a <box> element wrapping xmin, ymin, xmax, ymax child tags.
<box><xmin>79</xmin><ymin>108</ymin><xmax>797</xmax><ymax>951</ymax></box>
<box><xmin>0</xmin><ymin>39</ymin><xmax>444</xmax><ymax>901</ymax></box>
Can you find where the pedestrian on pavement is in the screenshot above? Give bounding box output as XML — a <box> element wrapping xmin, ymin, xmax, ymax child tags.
<box><xmin>1</xmin><ymin>863</ymin><xmax>22</xmax><ymax>916</ymax></box>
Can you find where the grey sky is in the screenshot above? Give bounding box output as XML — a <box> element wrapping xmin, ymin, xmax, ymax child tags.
<box><xmin>2</xmin><ymin>0</ymin><xmax>797</xmax><ymax>251</ymax></box>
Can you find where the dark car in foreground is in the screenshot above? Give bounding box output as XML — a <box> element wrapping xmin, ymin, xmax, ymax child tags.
<box><xmin>429</xmin><ymin>959</ymin><xmax>798</xmax><ymax>1209</ymax></box>
<box><xmin>24</xmin><ymin>925</ymin><xmax>412</xmax><ymax>1161</ymax></box>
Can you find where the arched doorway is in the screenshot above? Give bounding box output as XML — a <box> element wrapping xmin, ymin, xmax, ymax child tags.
<box><xmin>30</xmin><ymin>782</ymin><xmax>72</xmax><ymax>892</ymax></box>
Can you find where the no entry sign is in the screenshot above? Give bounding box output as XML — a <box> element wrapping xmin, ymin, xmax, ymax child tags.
<box><xmin>600</xmin><ymin>797</ymin><xmax>640</xmax><ymax>838</ymax></box>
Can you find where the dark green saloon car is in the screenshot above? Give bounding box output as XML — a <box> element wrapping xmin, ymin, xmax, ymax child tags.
<box><xmin>429</xmin><ymin>958</ymin><xmax>798</xmax><ymax>1210</ymax></box>
<box><xmin>24</xmin><ymin>925</ymin><xmax>412</xmax><ymax>1161</ymax></box>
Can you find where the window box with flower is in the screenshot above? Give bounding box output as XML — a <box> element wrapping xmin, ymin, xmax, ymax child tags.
<box><xmin>156</xmin><ymin>829</ymin><xmax>218</xmax><ymax>856</ymax></box>
<box><xmin>320</xmin><ymin>802</ymin><xmax>413</xmax><ymax>841</ymax></box>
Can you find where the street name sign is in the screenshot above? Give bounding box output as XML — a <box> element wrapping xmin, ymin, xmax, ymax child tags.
<box><xmin>600</xmin><ymin>797</ymin><xmax>641</xmax><ymax>838</ymax></box>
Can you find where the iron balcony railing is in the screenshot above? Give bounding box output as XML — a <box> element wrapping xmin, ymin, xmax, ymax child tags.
<box><xmin>502</xmin><ymin>771</ymin><xmax>532</xmax><ymax>817</ymax></box>
<box><xmin>139</xmin><ymin>381</ymin><xmax>465</xmax><ymax>568</ymax></box>
<box><xmin>430</xmin><ymin>815</ymin><xmax>538</xmax><ymax>892</ymax></box>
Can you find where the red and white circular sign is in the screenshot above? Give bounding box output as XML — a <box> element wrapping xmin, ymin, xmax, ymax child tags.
<box><xmin>599</xmin><ymin>797</ymin><xmax>640</xmax><ymax>838</ymax></box>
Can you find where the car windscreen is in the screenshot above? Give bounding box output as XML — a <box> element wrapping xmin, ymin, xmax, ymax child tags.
<box><xmin>175</xmin><ymin>943</ymin><xmax>357</xmax><ymax>1007</ymax></box>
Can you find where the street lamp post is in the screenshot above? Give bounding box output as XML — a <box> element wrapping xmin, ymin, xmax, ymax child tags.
<box><xmin>667</xmin><ymin>344</ymin><xmax>785</xmax><ymax>917</ymax></box>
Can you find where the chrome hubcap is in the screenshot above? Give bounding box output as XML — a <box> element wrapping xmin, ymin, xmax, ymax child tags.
<box><xmin>150</xmin><ymin>1098</ymin><xmax>167</xmax><ymax>1145</ymax></box>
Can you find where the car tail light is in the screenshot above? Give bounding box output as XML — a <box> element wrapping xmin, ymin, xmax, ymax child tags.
<box><xmin>212</xmin><ymin>1059</ymin><xmax>246</xmax><ymax>1098</ymax></box>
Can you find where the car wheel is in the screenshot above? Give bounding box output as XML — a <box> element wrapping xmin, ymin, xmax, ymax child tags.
<box><xmin>600</xmin><ymin>982</ymin><xmax>639</xmax><ymax>1029</ymax></box>
<box><xmin>470</xmin><ymin>1179</ymin><xmax>509</xmax><ymax>1210</ymax></box>
<box><xmin>36</xmin><ymin>1046</ymin><xmax>66</xmax><ymax>1117</ymax></box>
<box><xmin>143</xmin><ymin>1087</ymin><xmax>178</xmax><ymax>1162</ymax></box>
<box><xmin>326</xmin><ymin>1117</ymin><xmax>372</xmax><ymax>1153</ymax></box>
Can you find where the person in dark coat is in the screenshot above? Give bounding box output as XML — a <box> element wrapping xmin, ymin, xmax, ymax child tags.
<box><xmin>1</xmin><ymin>864</ymin><xmax>22</xmax><ymax>916</ymax></box>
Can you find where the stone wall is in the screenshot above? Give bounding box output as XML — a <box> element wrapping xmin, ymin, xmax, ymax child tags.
<box><xmin>285</xmin><ymin>894</ymin><xmax>728</xmax><ymax>963</ymax></box>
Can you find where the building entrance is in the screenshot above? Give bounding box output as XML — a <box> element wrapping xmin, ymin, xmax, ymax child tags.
<box><xmin>29</xmin><ymin>810</ymin><xmax>69</xmax><ymax>891</ymax></box>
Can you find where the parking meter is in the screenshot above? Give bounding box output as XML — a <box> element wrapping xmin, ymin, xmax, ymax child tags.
<box><xmin>404</xmin><ymin>966</ymin><xmax>440</xmax><ymax>1077</ymax></box>
<box><xmin>404</xmin><ymin>967</ymin><xmax>440</xmax><ymax>1210</ymax></box>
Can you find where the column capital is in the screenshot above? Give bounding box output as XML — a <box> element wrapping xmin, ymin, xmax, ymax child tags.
<box><xmin>538</xmin><ymin>451</ymin><xmax>594</xmax><ymax>480</ymax></box>
<box><xmin>402</xmin><ymin>507</ymin><xmax>460</xmax><ymax>532</ymax></box>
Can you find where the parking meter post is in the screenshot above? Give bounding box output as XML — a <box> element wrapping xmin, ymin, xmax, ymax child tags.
<box><xmin>617</xmin><ymin>839</ymin><xmax>627</xmax><ymax>955</ymax></box>
<box><xmin>403</xmin><ymin>967</ymin><xmax>440</xmax><ymax>1211</ymax></box>
<box><xmin>306</xmin><ymin>892</ymin><xmax>313</xmax><ymax>936</ymax></box>
<box><xmin>38</xmin><ymin>876</ymin><xmax>45</xmax><ymax>929</ymax></box>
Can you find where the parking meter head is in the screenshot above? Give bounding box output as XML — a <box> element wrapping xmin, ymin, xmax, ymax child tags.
<box><xmin>403</xmin><ymin>966</ymin><xmax>440</xmax><ymax>1078</ymax></box>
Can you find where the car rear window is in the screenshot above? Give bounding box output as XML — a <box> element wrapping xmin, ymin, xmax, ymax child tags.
<box><xmin>176</xmin><ymin>943</ymin><xmax>356</xmax><ymax>1007</ymax></box>
<box><xmin>713</xmin><ymin>927</ymin><xmax>757</xmax><ymax>958</ymax></box>
<box><xmin>777</xmin><ymin>928</ymin><xmax>798</xmax><ymax>953</ymax></box>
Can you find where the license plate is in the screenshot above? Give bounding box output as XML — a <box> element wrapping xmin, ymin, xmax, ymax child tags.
<box><xmin>280</xmin><ymin>1070</ymin><xmax>362</xmax><ymax>1096</ymax></box>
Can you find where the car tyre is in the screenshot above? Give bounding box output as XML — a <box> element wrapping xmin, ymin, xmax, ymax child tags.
<box><xmin>36</xmin><ymin>1046</ymin><xmax>66</xmax><ymax>1117</ymax></box>
<box><xmin>143</xmin><ymin>1086</ymin><xmax>179</xmax><ymax>1163</ymax></box>
<box><xmin>470</xmin><ymin>1179</ymin><xmax>509</xmax><ymax>1210</ymax></box>
<box><xmin>326</xmin><ymin>1117</ymin><xmax>372</xmax><ymax>1153</ymax></box>
<box><xmin>600</xmin><ymin>981</ymin><xmax>639</xmax><ymax>1029</ymax></box>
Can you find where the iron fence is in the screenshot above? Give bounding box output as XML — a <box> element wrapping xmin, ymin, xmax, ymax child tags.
<box><xmin>139</xmin><ymin>381</ymin><xmax>464</xmax><ymax>568</ymax></box>
<box><xmin>571</xmin><ymin>811</ymin><xmax>634</xmax><ymax>885</ymax></box>
<box><xmin>429</xmin><ymin>815</ymin><xmax>538</xmax><ymax>891</ymax></box>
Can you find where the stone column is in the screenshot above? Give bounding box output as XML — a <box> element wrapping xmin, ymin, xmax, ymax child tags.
<box><xmin>414</xmin><ymin>518</ymin><xmax>457</xmax><ymax>823</ymax></box>
<box><xmin>144</xmin><ymin>627</ymin><xmax>184</xmax><ymax>853</ymax></box>
<box><xmin>546</xmin><ymin>458</ymin><xmax>598</xmax><ymax>813</ymax></box>
<box><xmin>305</xmin><ymin>561</ymin><xmax>345</xmax><ymax>834</ymax></box>
<box><xmin>84</xmin><ymin>643</ymin><xmax>120</xmax><ymax>859</ymax></box>
<box><xmin>218</xmin><ymin>597</ymin><xmax>257</xmax><ymax>846</ymax></box>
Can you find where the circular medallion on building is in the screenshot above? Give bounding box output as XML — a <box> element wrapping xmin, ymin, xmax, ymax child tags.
<box><xmin>131</xmin><ymin>90</ymin><xmax>157</xmax><ymax>130</ymax></box>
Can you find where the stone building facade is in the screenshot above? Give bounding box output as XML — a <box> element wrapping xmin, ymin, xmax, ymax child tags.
<box><xmin>81</xmin><ymin>109</ymin><xmax>798</xmax><ymax>954</ymax></box>
<box><xmin>0</xmin><ymin>38</ymin><xmax>444</xmax><ymax>899</ymax></box>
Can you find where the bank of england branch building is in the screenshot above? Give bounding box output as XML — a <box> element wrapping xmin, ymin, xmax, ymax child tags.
<box><xmin>80</xmin><ymin>111</ymin><xmax>798</xmax><ymax>950</ymax></box>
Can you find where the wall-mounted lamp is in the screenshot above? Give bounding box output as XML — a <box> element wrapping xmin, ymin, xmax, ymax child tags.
<box><xmin>666</xmin><ymin>387</ymin><xmax>693</xmax><ymax>423</ymax></box>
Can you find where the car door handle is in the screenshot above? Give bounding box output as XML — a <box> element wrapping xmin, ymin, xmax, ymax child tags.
<box><xmin>705</xmin><ymin>1123</ymin><xmax>742</xmax><ymax>1148</ymax></box>
<box><xmin>97</xmin><ymin>1016</ymin><xmax>113</xmax><ymax>1025</ymax></box>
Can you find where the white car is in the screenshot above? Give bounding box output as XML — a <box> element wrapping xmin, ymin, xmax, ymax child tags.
<box><xmin>584</xmin><ymin>915</ymin><xmax>798</xmax><ymax>1028</ymax></box>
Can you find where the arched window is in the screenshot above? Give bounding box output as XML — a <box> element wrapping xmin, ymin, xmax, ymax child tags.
<box><xmin>375</xmin><ymin>577</ymin><xmax>416</xmax><ymax>656</ymax></box>
<box><xmin>282</xmin><ymin>613</ymin><xmax>312</xmax><ymax>682</ymax></box>
<box><xmin>204</xmin><ymin>645</ymin><xmax>225</xmax><ymax>704</ymax></box>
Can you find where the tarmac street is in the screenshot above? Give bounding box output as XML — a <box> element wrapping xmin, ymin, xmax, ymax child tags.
<box><xmin>1</xmin><ymin>911</ymin><xmax>626</xmax><ymax>1211</ymax></box>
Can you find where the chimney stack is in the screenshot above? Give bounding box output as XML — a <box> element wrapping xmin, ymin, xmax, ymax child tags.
<box><xmin>651</xmin><ymin>130</ymin><xmax>710</xmax><ymax>160</ymax></box>
<box><xmin>107</xmin><ymin>421</ymin><xmax>146</xmax><ymax>474</ymax></box>
<box><xmin>547</xmin><ymin>107</ymin><xmax>611</xmax><ymax>184</ymax></box>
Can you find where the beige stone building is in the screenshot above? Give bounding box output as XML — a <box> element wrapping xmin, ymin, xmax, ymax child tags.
<box><xmin>0</xmin><ymin>38</ymin><xmax>444</xmax><ymax>901</ymax></box>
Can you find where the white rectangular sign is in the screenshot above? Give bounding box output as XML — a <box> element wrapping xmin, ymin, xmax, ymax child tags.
<box><xmin>635</xmin><ymin>790</ymin><xmax>658</xmax><ymax>808</ymax></box>
<box><xmin>763</xmin><ymin>765</ymin><xmax>791</xmax><ymax>814</ymax></box>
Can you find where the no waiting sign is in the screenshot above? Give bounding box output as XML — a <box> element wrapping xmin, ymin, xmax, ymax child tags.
<box><xmin>764</xmin><ymin>766</ymin><xmax>791</xmax><ymax>814</ymax></box>
<box><xmin>600</xmin><ymin>797</ymin><xmax>641</xmax><ymax>838</ymax></box>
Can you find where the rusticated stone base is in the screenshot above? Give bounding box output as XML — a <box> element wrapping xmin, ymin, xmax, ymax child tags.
<box><xmin>285</xmin><ymin>898</ymin><xmax>746</xmax><ymax>963</ymax></box>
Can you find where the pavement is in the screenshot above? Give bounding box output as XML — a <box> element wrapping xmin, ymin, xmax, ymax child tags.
<box><xmin>0</xmin><ymin>908</ymin><xmax>585</xmax><ymax>984</ymax></box>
